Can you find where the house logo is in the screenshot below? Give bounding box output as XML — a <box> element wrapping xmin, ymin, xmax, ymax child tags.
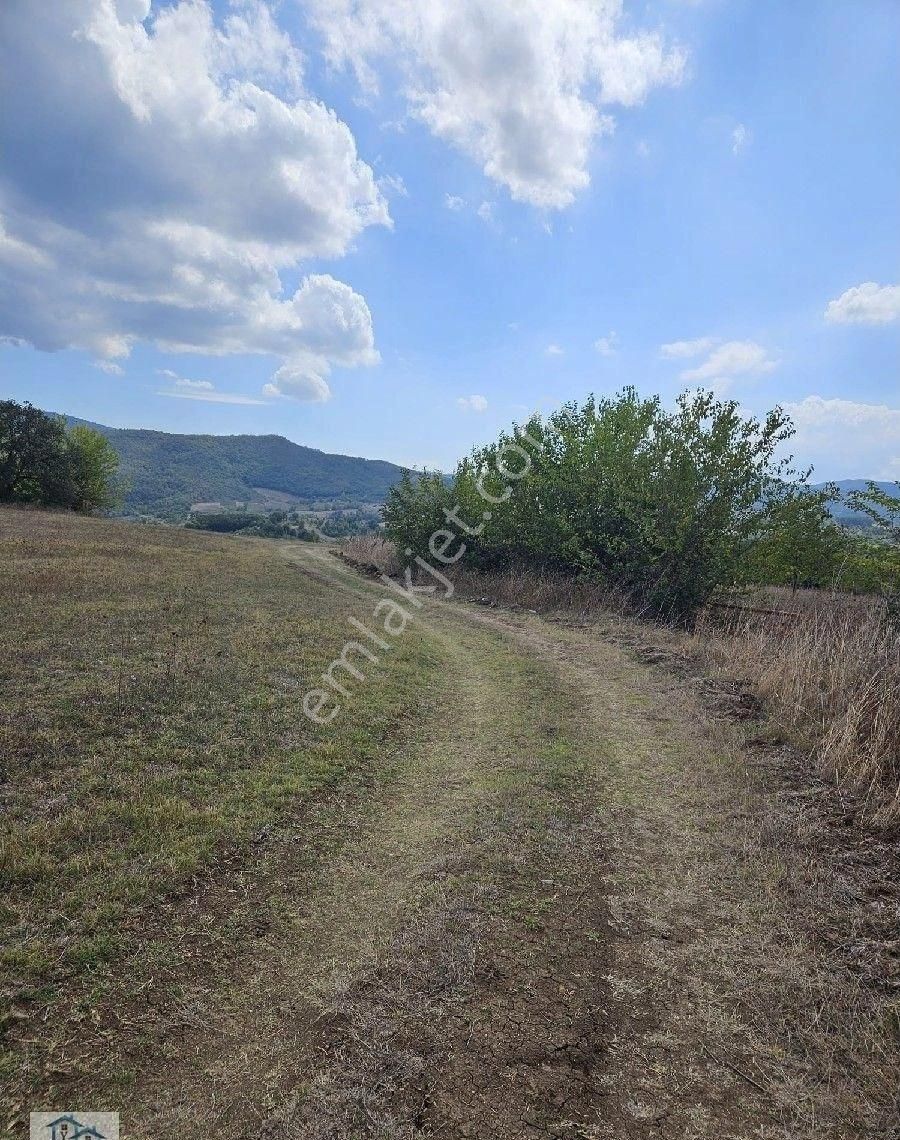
<box><xmin>30</xmin><ymin>1112</ymin><xmax>120</xmax><ymax>1140</ymax></box>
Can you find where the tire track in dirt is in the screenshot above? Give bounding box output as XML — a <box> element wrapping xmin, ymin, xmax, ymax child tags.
<box><xmin>260</xmin><ymin>546</ymin><xmax>771</xmax><ymax>1140</ymax></box>
<box><xmin>286</xmin><ymin>548</ymin><xmax>898</xmax><ymax>1137</ymax></box>
<box><xmin>444</xmin><ymin>600</ymin><xmax>899</xmax><ymax>1139</ymax></box>
<box><xmin>110</xmin><ymin>544</ymin><xmax>613</xmax><ymax>1138</ymax></box>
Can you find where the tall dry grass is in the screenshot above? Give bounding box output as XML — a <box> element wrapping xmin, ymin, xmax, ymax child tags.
<box><xmin>343</xmin><ymin>534</ymin><xmax>403</xmax><ymax>576</ymax></box>
<box><xmin>342</xmin><ymin>537</ymin><xmax>900</xmax><ymax>820</ymax></box>
<box><xmin>342</xmin><ymin>534</ymin><xmax>629</xmax><ymax>613</ymax></box>
<box><xmin>693</xmin><ymin>588</ymin><xmax>900</xmax><ymax>821</ymax></box>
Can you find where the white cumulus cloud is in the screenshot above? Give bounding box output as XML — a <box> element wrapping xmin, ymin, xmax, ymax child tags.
<box><xmin>783</xmin><ymin>396</ymin><xmax>900</xmax><ymax>480</ymax></box>
<box><xmin>304</xmin><ymin>0</ymin><xmax>686</xmax><ymax>209</ymax></box>
<box><xmin>594</xmin><ymin>331</ymin><xmax>619</xmax><ymax>356</ymax></box>
<box><xmin>825</xmin><ymin>283</ymin><xmax>900</xmax><ymax>326</ymax></box>
<box><xmin>659</xmin><ymin>336</ymin><xmax>717</xmax><ymax>359</ymax></box>
<box><xmin>0</xmin><ymin>0</ymin><xmax>389</xmax><ymax>400</ymax></box>
<box><xmin>457</xmin><ymin>394</ymin><xmax>489</xmax><ymax>413</ymax></box>
<box><xmin>679</xmin><ymin>340</ymin><xmax>778</xmax><ymax>386</ymax></box>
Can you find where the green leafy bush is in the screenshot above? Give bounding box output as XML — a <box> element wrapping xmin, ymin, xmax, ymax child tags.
<box><xmin>0</xmin><ymin>401</ymin><xmax>121</xmax><ymax>512</ymax></box>
<box><xmin>185</xmin><ymin>511</ymin><xmax>259</xmax><ymax>534</ymax></box>
<box><xmin>385</xmin><ymin>388</ymin><xmax>826</xmax><ymax>623</ymax></box>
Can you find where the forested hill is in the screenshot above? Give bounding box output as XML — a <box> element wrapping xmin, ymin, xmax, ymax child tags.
<box><xmin>811</xmin><ymin>480</ymin><xmax>899</xmax><ymax>522</ymax></box>
<box><xmin>59</xmin><ymin>415</ymin><xmax>407</xmax><ymax>518</ymax></box>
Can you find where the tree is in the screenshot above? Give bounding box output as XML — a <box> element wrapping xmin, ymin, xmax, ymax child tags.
<box><xmin>66</xmin><ymin>425</ymin><xmax>122</xmax><ymax>512</ymax></box>
<box><xmin>382</xmin><ymin>469</ymin><xmax>454</xmax><ymax>558</ymax></box>
<box><xmin>0</xmin><ymin>400</ymin><xmax>71</xmax><ymax>504</ymax></box>
<box><xmin>741</xmin><ymin>485</ymin><xmax>847</xmax><ymax>589</ymax></box>
<box><xmin>384</xmin><ymin>388</ymin><xmax>811</xmax><ymax>624</ymax></box>
<box><xmin>0</xmin><ymin>401</ymin><xmax>121</xmax><ymax>512</ymax></box>
<box><xmin>847</xmin><ymin>482</ymin><xmax>900</xmax><ymax>544</ymax></box>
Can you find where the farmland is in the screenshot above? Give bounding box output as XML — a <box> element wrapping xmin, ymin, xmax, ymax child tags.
<box><xmin>1</xmin><ymin>508</ymin><xmax>898</xmax><ymax>1138</ymax></box>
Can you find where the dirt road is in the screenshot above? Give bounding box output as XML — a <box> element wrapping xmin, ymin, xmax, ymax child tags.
<box><xmin>105</xmin><ymin>543</ymin><xmax>899</xmax><ymax>1139</ymax></box>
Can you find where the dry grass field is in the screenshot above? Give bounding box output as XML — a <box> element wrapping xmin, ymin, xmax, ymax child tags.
<box><xmin>0</xmin><ymin>508</ymin><xmax>441</xmax><ymax>1119</ymax></box>
<box><xmin>2</xmin><ymin>514</ymin><xmax>897</xmax><ymax>1138</ymax></box>
<box><xmin>692</xmin><ymin>587</ymin><xmax>900</xmax><ymax>822</ymax></box>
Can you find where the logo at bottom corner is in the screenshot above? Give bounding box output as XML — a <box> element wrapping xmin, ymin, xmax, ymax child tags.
<box><xmin>30</xmin><ymin>1111</ymin><xmax>120</xmax><ymax>1140</ymax></box>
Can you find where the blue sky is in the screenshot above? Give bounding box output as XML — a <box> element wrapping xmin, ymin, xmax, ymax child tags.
<box><xmin>1</xmin><ymin>0</ymin><xmax>898</xmax><ymax>478</ymax></box>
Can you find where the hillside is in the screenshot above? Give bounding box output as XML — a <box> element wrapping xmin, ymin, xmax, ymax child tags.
<box><xmin>811</xmin><ymin>480</ymin><xmax>899</xmax><ymax>524</ymax></box>
<box><xmin>60</xmin><ymin>414</ymin><xmax>408</xmax><ymax>518</ymax></box>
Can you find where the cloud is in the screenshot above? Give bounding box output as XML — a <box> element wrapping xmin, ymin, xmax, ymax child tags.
<box><xmin>545</xmin><ymin>343</ymin><xmax>565</xmax><ymax>356</ymax></box>
<box><xmin>445</xmin><ymin>194</ymin><xmax>466</xmax><ymax>211</ymax></box>
<box><xmin>94</xmin><ymin>360</ymin><xmax>125</xmax><ymax>376</ymax></box>
<box><xmin>476</xmin><ymin>201</ymin><xmax>495</xmax><ymax>224</ymax></box>
<box><xmin>457</xmin><ymin>394</ymin><xmax>488</xmax><ymax>412</ymax></box>
<box><xmin>265</xmin><ymin>358</ymin><xmax>333</xmax><ymax>402</ymax></box>
<box><xmin>378</xmin><ymin>173</ymin><xmax>408</xmax><ymax>198</ymax></box>
<box><xmin>731</xmin><ymin>123</ymin><xmax>751</xmax><ymax>154</ymax></box>
<box><xmin>158</xmin><ymin>369</ymin><xmax>215</xmax><ymax>391</ymax></box>
<box><xmin>0</xmin><ymin>1</ymin><xmax>389</xmax><ymax>400</ymax></box>
<box><xmin>305</xmin><ymin>0</ymin><xmax>686</xmax><ymax>209</ymax></box>
<box><xmin>659</xmin><ymin>336</ymin><xmax>717</xmax><ymax>359</ymax></box>
<box><xmin>679</xmin><ymin>340</ymin><xmax>778</xmax><ymax>385</ymax></box>
<box><xmin>156</xmin><ymin>368</ymin><xmax>267</xmax><ymax>404</ymax></box>
<box><xmin>783</xmin><ymin>395</ymin><xmax>900</xmax><ymax>480</ymax></box>
<box><xmin>158</xmin><ymin>389</ymin><xmax>269</xmax><ymax>406</ymax></box>
<box><xmin>594</xmin><ymin>331</ymin><xmax>618</xmax><ymax>356</ymax></box>
<box><xmin>825</xmin><ymin>282</ymin><xmax>900</xmax><ymax>326</ymax></box>
<box><xmin>175</xmin><ymin>378</ymin><xmax>214</xmax><ymax>391</ymax></box>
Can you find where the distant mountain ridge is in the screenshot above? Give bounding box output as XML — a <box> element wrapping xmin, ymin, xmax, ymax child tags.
<box><xmin>810</xmin><ymin>480</ymin><xmax>899</xmax><ymax>522</ymax></box>
<box><xmin>57</xmin><ymin>414</ymin><xmax>408</xmax><ymax>519</ymax></box>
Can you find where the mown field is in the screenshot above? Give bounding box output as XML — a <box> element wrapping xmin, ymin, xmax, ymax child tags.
<box><xmin>345</xmin><ymin>534</ymin><xmax>900</xmax><ymax>822</ymax></box>
<box><xmin>0</xmin><ymin>507</ymin><xmax>441</xmax><ymax>1116</ymax></box>
<box><xmin>2</xmin><ymin>510</ymin><xmax>898</xmax><ymax>1139</ymax></box>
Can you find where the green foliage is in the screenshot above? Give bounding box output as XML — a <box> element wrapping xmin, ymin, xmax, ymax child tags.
<box><xmin>0</xmin><ymin>400</ymin><xmax>71</xmax><ymax>505</ymax></box>
<box><xmin>385</xmin><ymin>387</ymin><xmax>814</xmax><ymax>623</ymax></box>
<box><xmin>740</xmin><ymin>485</ymin><xmax>848</xmax><ymax>589</ymax></box>
<box><xmin>846</xmin><ymin>481</ymin><xmax>900</xmax><ymax>542</ymax></box>
<box><xmin>186</xmin><ymin>508</ymin><xmax>320</xmax><ymax>540</ymax></box>
<box><xmin>0</xmin><ymin>401</ymin><xmax>121</xmax><ymax>512</ymax></box>
<box><xmin>740</xmin><ymin>481</ymin><xmax>900</xmax><ymax>595</ymax></box>
<box><xmin>66</xmin><ymin>425</ymin><xmax>122</xmax><ymax>512</ymax></box>
<box><xmin>836</xmin><ymin>536</ymin><xmax>900</xmax><ymax>595</ymax></box>
<box><xmin>382</xmin><ymin>469</ymin><xmax>455</xmax><ymax>556</ymax></box>
<box><xmin>317</xmin><ymin>507</ymin><xmax>382</xmax><ymax>538</ymax></box>
<box><xmin>186</xmin><ymin>511</ymin><xmax>259</xmax><ymax>533</ymax></box>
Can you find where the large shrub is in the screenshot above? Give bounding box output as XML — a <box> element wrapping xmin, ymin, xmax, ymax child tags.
<box><xmin>382</xmin><ymin>469</ymin><xmax>455</xmax><ymax>559</ymax></box>
<box><xmin>385</xmin><ymin>388</ymin><xmax>817</xmax><ymax>623</ymax></box>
